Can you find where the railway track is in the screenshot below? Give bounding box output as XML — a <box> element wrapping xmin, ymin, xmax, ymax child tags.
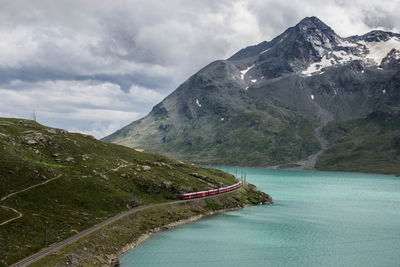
<box><xmin>11</xmin><ymin>183</ymin><xmax>244</xmax><ymax>267</ymax></box>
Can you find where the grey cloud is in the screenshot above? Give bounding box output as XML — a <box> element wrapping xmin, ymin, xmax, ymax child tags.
<box><xmin>0</xmin><ymin>0</ymin><xmax>399</xmax><ymax>138</ymax></box>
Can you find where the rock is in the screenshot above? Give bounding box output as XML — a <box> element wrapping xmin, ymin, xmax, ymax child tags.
<box><xmin>22</xmin><ymin>133</ymin><xmax>52</xmax><ymax>145</ymax></box>
<box><xmin>134</xmin><ymin>148</ymin><xmax>144</xmax><ymax>152</ymax></box>
<box><xmin>46</xmin><ymin>128</ymin><xmax>58</xmax><ymax>134</ymax></box>
<box><xmin>162</xmin><ymin>181</ymin><xmax>174</xmax><ymax>191</ymax></box>
<box><xmin>190</xmin><ymin>173</ymin><xmax>207</xmax><ymax>179</ymax></box>
<box><xmin>128</xmin><ymin>198</ymin><xmax>143</xmax><ymax>208</ymax></box>
<box><xmin>0</xmin><ymin>121</ymin><xmax>14</xmax><ymax>125</ymax></box>
<box><xmin>52</xmin><ymin>153</ymin><xmax>61</xmax><ymax>158</ymax></box>
<box><xmin>82</xmin><ymin>154</ymin><xmax>90</xmax><ymax>161</ymax></box>
<box><xmin>65</xmin><ymin>157</ymin><xmax>75</xmax><ymax>162</ymax></box>
<box><xmin>109</xmin><ymin>257</ymin><xmax>120</xmax><ymax>267</ymax></box>
<box><xmin>190</xmin><ymin>173</ymin><xmax>222</xmax><ymax>186</ymax></box>
<box><xmin>120</xmin><ymin>173</ymin><xmax>127</xmax><ymax>178</ymax></box>
<box><xmin>100</xmin><ymin>173</ymin><xmax>109</xmax><ymax>181</ymax></box>
<box><xmin>37</xmin><ymin>135</ymin><xmax>52</xmax><ymax>143</ymax></box>
<box><xmin>142</xmin><ymin>165</ymin><xmax>151</xmax><ymax>171</ymax></box>
<box><xmin>24</xmin><ymin>139</ymin><xmax>38</xmax><ymax>145</ymax></box>
<box><xmin>175</xmin><ymin>160</ymin><xmax>185</xmax><ymax>166</ymax></box>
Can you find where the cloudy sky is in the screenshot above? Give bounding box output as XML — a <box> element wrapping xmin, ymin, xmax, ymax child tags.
<box><xmin>1</xmin><ymin>0</ymin><xmax>399</xmax><ymax>138</ymax></box>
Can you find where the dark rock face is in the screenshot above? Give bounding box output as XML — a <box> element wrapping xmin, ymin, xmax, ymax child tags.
<box><xmin>104</xmin><ymin>17</ymin><xmax>400</xmax><ymax>167</ymax></box>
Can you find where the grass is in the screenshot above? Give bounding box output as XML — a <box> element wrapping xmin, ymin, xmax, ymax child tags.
<box><xmin>111</xmin><ymin>108</ymin><xmax>321</xmax><ymax>168</ymax></box>
<box><xmin>29</xmin><ymin>185</ymin><xmax>271</xmax><ymax>266</ymax></box>
<box><xmin>316</xmin><ymin>110</ymin><xmax>400</xmax><ymax>175</ymax></box>
<box><xmin>0</xmin><ymin>118</ymin><xmax>270</xmax><ymax>266</ymax></box>
<box><xmin>0</xmin><ymin>208</ymin><xmax>16</xmax><ymax>223</ymax></box>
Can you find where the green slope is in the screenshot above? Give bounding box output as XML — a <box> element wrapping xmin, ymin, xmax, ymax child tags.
<box><xmin>0</xmin><ymin>118</ymin><xmax>270</xmax><ymax>266</ymax></box>
<box><xmin>316</xmin><ymin>110</ymin><xmax>400</xmax><ymax>175</ymax></box>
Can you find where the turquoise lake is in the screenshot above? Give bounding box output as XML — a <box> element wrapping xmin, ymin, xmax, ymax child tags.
<box><xmin>121</xmin><ymin>167</ymin><xmax>400</xmax><ymax>267</ymax></box>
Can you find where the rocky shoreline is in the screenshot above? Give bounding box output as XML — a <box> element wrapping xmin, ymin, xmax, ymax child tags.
<box><xmin>27</xmin><ymin>183</ymin><xmax>272</xmax><ymax>266</ymax></box>
<box><xmin>112</xmin><ymin>202</ymin><xmax>272</xmax><ymax>266</ymax></box>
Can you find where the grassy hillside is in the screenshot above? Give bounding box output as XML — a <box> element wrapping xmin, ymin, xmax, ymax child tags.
<box><xmin>316</xmin><ymin>110</ymin><xmax>400</xmax><ymax>174</ymax></box>
<box><xmin>0</xmin><ymin>118</ymin><xmax>270</xmax><ymax>266</ymax></box>
<box><xmin>104</xmin><ymin>97</ymin><xmax>321</xmax><ymax>168</ymax></box>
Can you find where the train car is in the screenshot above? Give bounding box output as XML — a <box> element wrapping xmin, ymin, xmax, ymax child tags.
<box><xmin>180</xmin><ymin>193</ymin><xmax>196</xmax><ymax>200</ymax></box>
<box><xmin>208</xmin><ymin>189</ymin><xmax>218</xmax><ymax>195</ymax></box>
<box><xmin>180</xmin><ymin>180</ymin><xmax>243</xmax><ymax>200</ymax></box>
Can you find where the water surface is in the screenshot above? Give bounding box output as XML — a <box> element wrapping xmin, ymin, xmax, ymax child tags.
<box><xmin>121</xmin><ymin>168</ymin><xmax>400</xmax><ymax>267</ymax></box>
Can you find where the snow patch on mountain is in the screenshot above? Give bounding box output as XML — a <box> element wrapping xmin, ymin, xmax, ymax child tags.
<box><xmin>364</xmin><ymin>37</ymin><xmax>400</xmax><ymax>64</ymax></box>
<box><xmin>196</xmin><ymin>99</ymin><xmax>201</xmax><ymax>107</ymax></box>
<box><xmin>339</xmin><ymin>39</ymin><xmax>358</xmax><ymax>47</ymax></box>
<box><xmin>260</xmin><ymin>48</ymin><xmax>271</xmax><ymax>55</ymax></box>
<box><xmin>240</xmin><ymin>65</ymin><xmax>255</xmax><ymax>79</ymax></box>
<box><xmin>302</xmin><ymin>37</ymin><xmax>400</xmax><ymax>75</ymax></box>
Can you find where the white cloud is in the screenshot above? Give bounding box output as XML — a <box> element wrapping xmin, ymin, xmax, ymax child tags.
<box><xmin>0</xmin><ymin>80</ymin><xmax>162</xmax><ymax>138</ymax></box>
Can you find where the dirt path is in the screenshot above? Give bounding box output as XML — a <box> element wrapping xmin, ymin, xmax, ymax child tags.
<box><xmin>11</xmin><ymin>185</ymin><xmax>243</xmax><ymax>267</ymax></box>
<box><xmin>294</xmin><ymin>125</ymin><xmax>329</xmax><ymax>170</ymax></box>
<box><xmin>0</xmin><ymin>174</ymin><xmax>62</xmax><ymax>226</ymax></box>
<box><xmin>1</xmin><ymin>174</ymin><xmax>62</xmax><ymax>202</ymax></box>
<box><xmin>0</xmin><ymin>205</ymin><xmax>22</xmax><ymax>226</ymax></box>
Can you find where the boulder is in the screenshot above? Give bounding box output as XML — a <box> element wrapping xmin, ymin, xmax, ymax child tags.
<box><xmin>24</xmin><ymin>139</ymin><xmax>38</xmax><ymax>145</ymax></box>
<box><xmin>65</xmin><ymin>157</ymin><xmax>75</xmax><ymax>162</ymax></box>
<box><xmin>128</xmin><ymin>198</ymin><xmax>143</xmax><ymax>208</ymax></box>
<box><xmin>142</xmin><ymin>165</ymin><xmax>152</xmax><ymax>171</ymax></box>
<box><xmin>0</xmin><ymin>121</ymin><xmax>14</xmax><ymax>125</ymax></box>
<box><xmin>46</xmin><ymin>128</ymin><xmax>58</xmax><ymax>134</ymax></box>
<box><xmin>109</xmin><ymin>257</ymin><xmax>120</xmax><ymax>267</ymax></box>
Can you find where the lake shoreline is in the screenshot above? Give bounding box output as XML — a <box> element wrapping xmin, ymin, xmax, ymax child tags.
<box><xmin>119</xmin><ymin>168</ymin><xmax>400</xmax><ymax>267</ymax></box>
<box><xmin>29</xmin><ymin>184</ymin><xmax>272</xmax><ymax>266</ymax></box>
<box><xmin>116</xmin><ymin>204</ymin><xmax>257</xmax><ymax>265</ymax></box>
<box><xmin>211</xmin><ymin>164</ymin><xmax>400</xmax><ymax>177</ymax></box>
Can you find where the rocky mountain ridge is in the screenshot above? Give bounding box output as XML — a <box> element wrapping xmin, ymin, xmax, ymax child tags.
<box><xmin>104</xmin><ymin>17</ymin><xmax>400</xmax><ymax>171</ymax></box>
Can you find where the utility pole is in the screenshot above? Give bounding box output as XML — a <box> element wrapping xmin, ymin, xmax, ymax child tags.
<box><xmin>3</xmin><ymin>236</ymin><xmax>8</xmax><ymax>263</ymax></box>
<box><xmin>43</xmin><ymin>220</ymin><xmax>48</xmax><ymax>247</ymax></box>
<box><xmin>32</xmin><ymin>110</ymin><xmax>37</xmax><ymax>122</ymax></box>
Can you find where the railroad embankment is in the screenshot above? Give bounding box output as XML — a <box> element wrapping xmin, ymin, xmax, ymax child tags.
<box><xmin>29</xmin><ymin>184</ymin><xmax>272</xmax><ymax>267</ymax></box>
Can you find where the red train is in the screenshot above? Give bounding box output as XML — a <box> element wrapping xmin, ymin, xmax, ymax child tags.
<box><xmin>180</xmin><ymin>180</ymin><xmax>243</xmax><ymax>200</ymax></box>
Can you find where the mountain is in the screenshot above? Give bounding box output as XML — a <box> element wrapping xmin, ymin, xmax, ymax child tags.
<box><xmin>316</xmin><ymin>110</ymin><xmax>400</xmax><ymax>174</ymax></box>
<box><xmin>104</xmin><ymin>17</ymin><xmax>400</xmax><ymax>173</ymax></box>
<box><xmin>0</xmin><ymin>118</ymin><xmax>270</xmax><ymax>266</ymax></box>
